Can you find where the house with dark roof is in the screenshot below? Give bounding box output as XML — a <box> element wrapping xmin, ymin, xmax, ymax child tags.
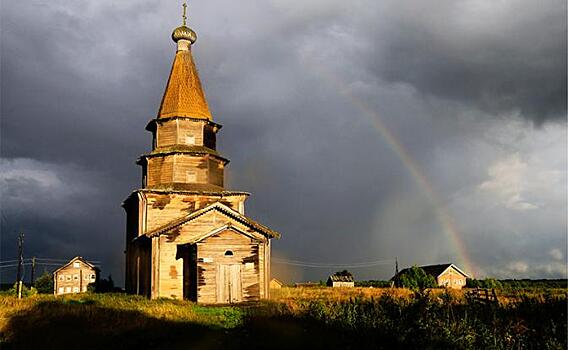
<box><xmin>53</xmin><ymin>257</ymin><xmax>99</xmax><ymax>295</ymax></box>
<box><xmin>393</xmin><ymin>263</ymin><xmax>469</xmax><ymax>289</ymax></box>
<box><xmin>327</xmin><ymin>274</ymin><xmax>355</xmax><ymax>288</ymax></box>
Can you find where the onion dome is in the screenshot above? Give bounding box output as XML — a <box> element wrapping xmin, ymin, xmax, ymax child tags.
<box><xmin>172</xmin><ymin>25</ymin><xmax>197</xmax><ymax>44</ymax></box>
<box><xmin>157</xmin><ymin>4</ymin><xmax>211</xmax><ymax>120</ymax></box>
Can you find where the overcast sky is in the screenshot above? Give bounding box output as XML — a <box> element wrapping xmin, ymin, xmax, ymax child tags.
<box><xmin>1</xmin><ymin>0</ymin><xmax>566</xmax><ymax>285</ymax></box>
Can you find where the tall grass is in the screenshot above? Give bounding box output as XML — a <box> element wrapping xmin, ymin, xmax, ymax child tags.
<box><xmin>265</xmin><ymin>288</ymin><xmax>567</xmax><ymax>349</ymax></box>
<box><xmin>1</xmin><ymin>288</ymin><xmax>565</xmax><ymax>349</ymax></box>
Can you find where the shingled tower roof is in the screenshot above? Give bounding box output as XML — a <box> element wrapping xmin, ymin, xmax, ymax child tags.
<box><xmin>157</xmin><ymin>17</ymin><xmax>212</xmax><ymax>120</ymax></box>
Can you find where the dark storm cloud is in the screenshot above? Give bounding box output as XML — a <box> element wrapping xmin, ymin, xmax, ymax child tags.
<box><xmin>1</xmin><ymin>0</ymin><xmax>566</xmax><ymax>285</ymax></box>
<box><xmin>366</xmin><ymin>0</ymin><xmax>567</xmax><ymax>124</ymax></box>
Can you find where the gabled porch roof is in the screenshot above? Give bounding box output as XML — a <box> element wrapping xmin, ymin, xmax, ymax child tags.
<box><xmin>140</xmin><ymin>202</ymin><xmax>280</xmax><ymax>240</ymax></box>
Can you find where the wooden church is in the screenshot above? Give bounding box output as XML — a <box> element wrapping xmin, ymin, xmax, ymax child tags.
<box><xmin>123</xmin><ymin>6</ymin><xmax>280</xmax><ymax>303</ymax></box>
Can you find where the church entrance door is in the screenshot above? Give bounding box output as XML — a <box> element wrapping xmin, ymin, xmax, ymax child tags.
<box><xmin>217</xmin><ymin>264</ymin><xmax>242</xmax><ymax>303</ymax></box>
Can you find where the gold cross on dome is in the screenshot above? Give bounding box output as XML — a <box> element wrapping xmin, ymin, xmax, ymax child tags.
<box><xmin>182</xmin><ymin>2</ymin><xmax>188</xmax><ymax>26</ymax></box>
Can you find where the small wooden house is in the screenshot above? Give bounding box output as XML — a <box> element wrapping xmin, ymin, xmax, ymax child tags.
<box><xmin>270</xmin><ymin>278</ymin><xmax>284</xmax><ymax>289</ymax></box>
<box><xmin>327</xmin><ymin>274</ymin><xmax>355</xmax><ymax>288</ymax></box>
<box><xmin>394</xmin><ymin>263</ymin><xmax>469</xmax><ymax>289</ymax></box>
<box><xmin>53</xmin><ymin>257</ymin><xmax>98</xmax><ymax>295</ymax></box>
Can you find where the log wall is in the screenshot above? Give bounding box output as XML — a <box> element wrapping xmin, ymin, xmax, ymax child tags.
<box><xmin>54</xmin><ymin>261</ymin><xmax>97</xmax><ymax>295</ymax></box>
<box><xmin>196</xmin><ymin>229</ymin><xmax>262</xmax><ymax>303</ymax></box>
<box><xmin>156</xmin><ymin>119</ymin><xmax>210</xmax><ymax>148</ymax></box>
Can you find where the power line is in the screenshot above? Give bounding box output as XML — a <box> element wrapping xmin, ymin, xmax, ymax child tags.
<box><xmin>0</xmin><ymin>263</ymin><xmax>31</xmax><ymax>269</ymax></box>
<box><xmin>0</xmin><ymin>259</ymin><xmax>24</xmax><ymax>264</ymax></box>
<box><xmin>0</xmin><ymin>264</ymin><xmax>21</xmax><ymax>269</ymax></box>
<box><xmin>272</xmin><ymin>258</ymin><xmax>395</xmax><ymax>268</ymax></box>
<box><xmin>275</xmin><ymin>258</ymin><xmax>394</xmax><ymax>266</ymax></box>
<box><xmin>35</xmin><ymin>258</ymin><xmax>101</xmax><ymax>263</ymax></box>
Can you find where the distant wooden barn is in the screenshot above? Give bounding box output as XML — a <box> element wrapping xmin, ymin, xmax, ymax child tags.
<box><xmin>53</xmin><ymin>257</ymin><xmax>99</xmax><ymax>295</ymax></box>
<box><xmin>394</xmin><ymin>263</ymin><xmax>469</xmax><ymax>289</ymax></box>
<box><xmin>327</xmin><ymin>274</ymin><xmax>355</xmax><ymax>288</ymax></box>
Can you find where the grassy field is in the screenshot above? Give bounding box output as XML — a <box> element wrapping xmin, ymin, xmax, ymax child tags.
<box><xmin>0</xmin><ymin>287</ymin><xmax>566</xmax><ymax>349</ymax></box>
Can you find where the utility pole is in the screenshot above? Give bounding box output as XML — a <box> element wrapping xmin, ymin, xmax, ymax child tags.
<box><xmin>31</xmin><ymin>257</ymin><xmax>36</xmax><ymax>285</ymax></box>
<box><xmin>16</xmin><ymin>232</ymin><xmax>24</xmax><ymax>299</ymax></box>
<box><xmin>395</xmin><ymin>256</ymin><xmax>399</xmax><ymax>275</ymax></box>
<box><xmin>391</xmin><ymin>256</ymin><xmax>400</xmax><ymax>289</ymax></box>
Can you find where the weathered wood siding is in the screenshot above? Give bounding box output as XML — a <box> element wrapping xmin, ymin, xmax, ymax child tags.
<box><xmin>144</xmin><ymin>192</ymin><xmax>247</xmax><ymax>232</ymax></box>
<box><xmin>208</xmin><ymin>158</ymin><xmax>224</xmax><ymax>187</ymax></box>
<box><xmin>125</xmin><ymin>237</ymin><xmax>151</xmax><ymax>296</ymax></box>
<box><xmin>172</xmin><ymin>154</ymin><xmax>209</xmax><ymax>183</ymax></box>
<box><xmin>156</xmin><ymin>120</ymin><xmax>211</xmax><ymax>148</ymax></box>
<box><xmin>146</xmin><ymin>154</ymin><xmax>225</xmax><ymax>188</ymax></box>
<box><xmin>157</xmin><ymin>235</ymin><xmax>184</xmax><ymax>299</ymax></box>
<box><xmin>156</xmin><ymin>120</ymin><xmax>177</xmax><ymax>147</ymax></box>
<box><xmin>54</xmin><ymin>260</ymin><xmax>97</xmax><ymax>295</ymax></box>
<box><xmin>331</xmin><ymin>281</ymin><xmax>355</xmax><ymax>288</ymax></box>
<box><xmin>196</xmin><ymin>229</ymin><xmax>262</xmax><ymax>303</ymax></box>
<box><xmin>147</xmin><ymin>156</ymin><xmax>174</xmax><ymax>186</ymax></box>
<box><xmin>437</xmin><ymin>268</ymin><xmax>467</xmax><ymax>289</ymax></box>
<box><xmin>177</xmin><ymin>120</ymin><xmax>204</xmax><ymax>146</ymax></box>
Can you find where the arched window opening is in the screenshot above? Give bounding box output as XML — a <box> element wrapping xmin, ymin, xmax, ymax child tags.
<box><xmin>224</xmin><ymin>250</ymin><xmax>234</xmax><ymax>256</ymax></box>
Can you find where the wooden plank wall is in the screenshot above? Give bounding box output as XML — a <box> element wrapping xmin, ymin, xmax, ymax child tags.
<box><xmin>196</xmin><ymin>229</ymin><xmax>261</xmax><ymax>303</ymax></box>
<box><xmin>147</xmin><ymin>154</ymin><xmax>226</xmax><ymax>188</ymax></box>
<box><xmin>54</xmin><ymin>262</ymin><xmax>97</xmax><ymax>295</ymax></box>
<box><xmin>147</xmin><ymin>157</ymin><xmax>174</xmax><ymax>186</ymax></box>
<box><xmin>208</xmin><ymin>158</ymin><xmax>224</xmax><ymax>187</ymax></box>
<box><xmin>138</xmin><ymin>195</ymin><xmax>269</xmax><ymax>301</ymax></box>
<box><xmin>156</xmin><ymin>120</ymin><xmax>205</xmax><ymax>148</ymax></box>
<box><xmin>437</xmin><ymin>268</ymin><xmax>466</xmax><ymax>289</ymax></box>
<box><xmin>157</xmin><ymin>121</ymin><xmax>177</xmax><ymax>147</ymax></box>
<box><xmin>144</xmin><ymin>193</ymin><xmax>247</xmax><ymax>231</ymax></box>
<box><xmin>157</xmin><ymin>235</ymin><xmax>184</xmax><ymax>299</ymax></box>
<box><xmin>177</xmin><ymin>120</ymin><xmax>204</xmax><ymax>146</ymax></box>
<box><xmin>172</xmin><ymin>155</ymin><xmax>209</xmax><ymax>183</ymax></box>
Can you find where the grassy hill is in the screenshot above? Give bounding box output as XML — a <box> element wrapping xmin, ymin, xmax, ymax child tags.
<box><xmin>1</xmin><ymin>288</ymin><xmax>566</xmax><ymax>349</ymax></box>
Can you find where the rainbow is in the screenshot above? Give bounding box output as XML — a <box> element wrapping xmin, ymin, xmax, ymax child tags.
<box><xmin>307</xmin><ymin>64</ymin><xmax>477</xmax><ymax>276</ymax></box>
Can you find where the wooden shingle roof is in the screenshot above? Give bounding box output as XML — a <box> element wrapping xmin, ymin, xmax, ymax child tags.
<box><xmin>158</xmin><ymin>48</ymin><xmax>212</xmax><ymax>120</ymax></box>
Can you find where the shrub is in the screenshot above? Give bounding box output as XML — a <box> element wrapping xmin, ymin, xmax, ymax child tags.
<box><xmin>466</xmin><ymin>278</ymin><xmax>503</xmax><ymax>289</ymax></box>
<box><xmin>398</xmin><ymin>266</ymin><xmax>436</xmax><ymax>290</ymax></box>
<box><xmin>0</xmin><ymin>283</ymin><xmax>38</xmax><ymax>297</ymax></box>
<box><xmin>33</xmin><ymin>272</ymin><xmax>54</xmax><ymax>294</ymax></box>
<box><xmin>94</xmin><ymin>274</ymin><xmax>115</xmax><ymax>293</ymax></box>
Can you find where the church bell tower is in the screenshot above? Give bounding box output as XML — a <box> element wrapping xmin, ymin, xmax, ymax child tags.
<box><xmin>123</xmin><ymin>4</ymin><xmax>279</xmax><ymax>302</ymax></box>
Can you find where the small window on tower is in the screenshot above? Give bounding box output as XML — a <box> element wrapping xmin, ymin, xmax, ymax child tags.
<box><xmin>73</xmin><ymin>261</ymin><xmax>81</xmax><ymax>268</ymax></box>
<box><xmin>186</xmin><ymin>171</ymin><xmax>197</xmax><ymax>182</ymax></box>
<box><xmin>185</xmin><ymin>135</ymin><xmax>195</xmax><ymax>145</ymax></box>
<box><xmin>224</xmin><ymin>250</ymin><xmax>234</xmax><ymax>256</ymax></box>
